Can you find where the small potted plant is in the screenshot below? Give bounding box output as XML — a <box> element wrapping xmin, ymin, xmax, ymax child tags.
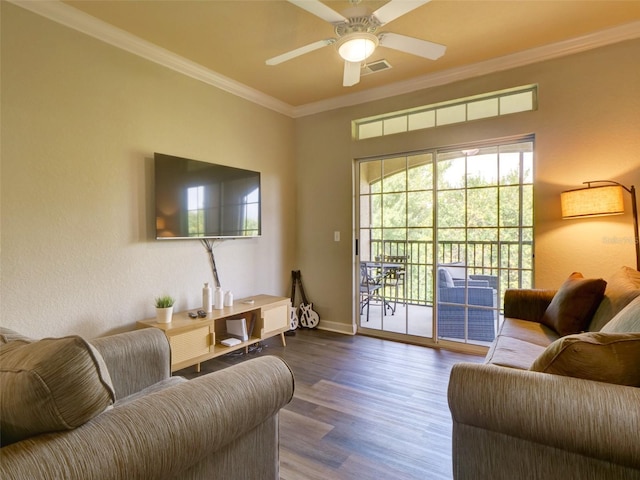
<box><xmin>155</xmin><ymin>295</ymin><xmax>175</xmax><ymax>324</ymax></box>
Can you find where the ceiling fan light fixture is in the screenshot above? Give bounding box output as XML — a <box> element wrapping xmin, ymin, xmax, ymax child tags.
<box><xmin>337</xmin><ymin>33</ymin><xmax>378</xmax><ymax>62</ymax></box>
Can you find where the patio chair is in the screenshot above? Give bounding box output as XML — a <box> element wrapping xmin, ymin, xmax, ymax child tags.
<box><xmin>377</xmin><ymin>255</ymin><xmax>408</xmax><ymax>312</ymax></box>
<box><xmin>437</xmin><ymin>268</ymin><xmax>496</xmax><ymax>342</ymax></box>
<box><xmin>360</xmin><ymin>263</ymin><xmax>383</xmax><ymax>322</ymax></box>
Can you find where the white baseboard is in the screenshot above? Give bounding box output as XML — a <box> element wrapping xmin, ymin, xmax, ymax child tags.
<box><xmin>316</xmin><ymin>319</ymin><xmax>356</xmax><ymax>335</ymax></box>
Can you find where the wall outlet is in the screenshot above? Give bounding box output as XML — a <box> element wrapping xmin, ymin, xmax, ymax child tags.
<box><xmin>334</xmin><ymin>231</ymin><xmax>340</xmax><ymax>242</ymax></box>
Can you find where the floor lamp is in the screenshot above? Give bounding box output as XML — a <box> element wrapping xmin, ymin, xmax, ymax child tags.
<box><xmin>560</xmin><ymin>180</ymin><xmax>639</xmax><ymax>271</ymax></box>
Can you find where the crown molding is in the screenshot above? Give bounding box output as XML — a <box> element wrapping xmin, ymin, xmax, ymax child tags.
<box><xmin>10</xmin><ymin>1</ymin><xmax>640</xmax><ymax>119</ymax></box>
<box><xmin>9</xmin><ymin>0</ymin><xmax>295</xmax><ymax>117</ymax></box>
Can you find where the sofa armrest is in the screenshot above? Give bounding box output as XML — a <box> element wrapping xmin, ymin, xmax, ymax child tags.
<box><xmin>503</xmin><ymin>289</ymin><xmax>556</xmax><ymax>322</ymax></box>
<box><xmin>0</xmin><ymin>355</ymin><xmax>294</xmax><ymax>480</ymax></box>
<box><xmin>448</xmin><ymin>363</ymin><xmax>640</xmax><ymax>470</ymax></box>
<box><xmin>90</xmin><ymin>328</ymin><xmax>171</xmax><ymax>400</ymax></box>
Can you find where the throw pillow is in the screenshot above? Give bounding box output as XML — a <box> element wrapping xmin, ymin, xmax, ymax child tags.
<box><xmin>438</xmin><ymin>268</ymin><xmax>455</xmax><ymax>288</ymax></box>
<box><xmin>442</xmin><ymin>261</ymin><xmax>466</xmax><ymax>280</ymax></box>
<box><xmin>0</xmin><ymin>336</ymin><xmax>115</xmax><ymax>446</ymax></box>
<box><xmin>0</xmin><ymin>327</ymin><xmax>33</xmax><ymax>344</ymax></box>
<box><xmin>530</xmin><ymin>332</ymin><xmax>640</xmax><ymax>386</ymax></box>
<box><xmin>540</xmin><ymin>272</ymin><xmax>606</xmax><ymax>336</ymax></box>
<box><xmin>589</xmin><ymin>266</ymin><xmax>640</xmax><ymax>331</ymax></box>
<box><xmin>601</xmin><ymin>296</ymin><xmax>640</xmax><ymax>333</ymax></box>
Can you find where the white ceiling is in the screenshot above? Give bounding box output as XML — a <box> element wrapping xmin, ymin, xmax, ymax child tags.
<box><xmin>14</xmin><ymin>0</ymin><xmax>640</xmax><ymax>117</ymax></box>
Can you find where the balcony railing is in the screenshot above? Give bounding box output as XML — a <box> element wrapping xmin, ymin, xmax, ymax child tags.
<box><xmin>369</xmin><ymin>239</ymin><xmax>533</xmax><ymax>308</ymax></box>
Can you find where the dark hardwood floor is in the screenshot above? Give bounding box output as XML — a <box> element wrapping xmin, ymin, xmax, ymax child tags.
<box><xmin>176</xmin><ymin>329</ymin><xmax>483</xmax><ymax>480</ymax></box>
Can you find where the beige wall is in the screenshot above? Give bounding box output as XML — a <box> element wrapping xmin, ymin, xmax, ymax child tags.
<box><xmin>1</xmin><ymin>3</ymin><xmax>296</xmax><ymax>338</ymax></box>
<box><xmin>295</xmin><ymin>39</ymin><xmax>640</xmax><ymax>333</ymax></box>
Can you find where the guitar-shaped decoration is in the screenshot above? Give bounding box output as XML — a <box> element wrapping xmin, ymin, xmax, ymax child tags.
<box><xmin>296</xmin><ymin>270</ymin><xmax>320</xmax><ymax>328</ymax></box>
<box><xmin>288</xmin><ymin>270</ymin><xmax>299</xmax><ymax>331</ymax></box>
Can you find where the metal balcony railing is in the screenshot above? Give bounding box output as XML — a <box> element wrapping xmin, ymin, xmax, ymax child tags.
<box><xmin>369</xmin><ymin>239</ymin><xmax>533</xmax><ymax>308</ymax></box>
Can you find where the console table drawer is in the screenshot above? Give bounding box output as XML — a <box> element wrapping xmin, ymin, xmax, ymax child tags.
<box><xmin>262</xmin><ymin>304</ymin><xmax>288</xmax><ymax>333</ymax></box>
<box><xmin>169</xmin><ymin>326</ymin><xmax>212</xmax><ymax>365</ymax></box>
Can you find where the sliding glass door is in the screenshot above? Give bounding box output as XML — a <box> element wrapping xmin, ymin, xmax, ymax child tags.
<box><xmin>358</xmin><ymin>153</ymin><xmax>435</xmax><ymax>338</ymax></box>
<box><xmin>356</xmin><ymin>137</ymin><xmax>534</xmax><ymax>346</ymax></box>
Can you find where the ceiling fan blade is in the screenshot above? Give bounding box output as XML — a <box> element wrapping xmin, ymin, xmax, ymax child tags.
<box><xmin>266</xmin><ymin>39</ymin><xmax>334</xmax><ymax>65</ymax></box>
<box><xmin>343</xmin><ymin>61</ymin><xmax>361</xmax><ymax>87</ymax></box>
<box><xmin>372</xmin><ymin>0</ymin><xmax>432</xmax><ymax>26</ymax></box>
<box><xmin>288</xmin><ymin>0</ymin><xmax>347</xmax><ymax>24</ymax></box>
<box><xmin>378</xmin><ymin>32</ymin><xmax>446</xmax><ymax>60</ymax></box>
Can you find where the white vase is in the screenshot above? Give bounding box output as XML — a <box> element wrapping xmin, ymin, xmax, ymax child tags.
<box><xmin>156</xmin><ymin>306</ymin><xmax>173</xmax><ymax>324</ymax></box>
<box><xmin>214</xmin><ymin>287</ymin><xmax>224</xmax><ymax>310</ymax></box>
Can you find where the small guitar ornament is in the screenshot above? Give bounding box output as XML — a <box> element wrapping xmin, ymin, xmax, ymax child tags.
<box><xmin>289</xmin><ymin>271</ymin><xmax>299</xmax><ymax>331</ymax></box>
<box><xmin>296</xmin><ymin>270</ymin><xmax>320</xmax><ymax>328</ymax></box>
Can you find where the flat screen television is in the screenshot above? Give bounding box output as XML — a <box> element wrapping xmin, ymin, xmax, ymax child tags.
<box><xmin>154</xmin><ymin>153</ymin><xmax>261</xmax><ymax>239</ymax></box>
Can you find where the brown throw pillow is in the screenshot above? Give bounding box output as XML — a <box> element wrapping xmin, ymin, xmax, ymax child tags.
<box><xmin>530</xmin><ymin>332</ymin><xmax>640</xmax><ymax>386</ymax></box>
<box><xmin>540</xmin><ymin>272</ymin><xmax>606</xmax><ymax>336</ymax></box>
<box><xmin>0</xmin><ymin>336</ymin><xmax>115</xmax><ymax>446</ymax></box>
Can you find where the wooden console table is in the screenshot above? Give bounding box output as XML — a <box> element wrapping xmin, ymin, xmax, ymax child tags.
<box><xmin>137</xmin><ymin>294</ymin><xmax>290</xmax><ymax>373</ymax></box>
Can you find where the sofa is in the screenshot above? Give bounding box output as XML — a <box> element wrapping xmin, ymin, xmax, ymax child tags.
<box><xmin>448</xmin><ymin>266</ymin><xmax>640</xmax><ymax>480</ymax></box>
<box><xmin>0</xmin><ymin>327</ymin><xmax>295</xmax><ymax>480</ymax></box>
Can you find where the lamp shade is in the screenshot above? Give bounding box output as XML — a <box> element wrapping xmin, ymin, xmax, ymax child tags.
<box><xmin>338</xmin><ymin>33</ymin><xmax>378</xmax><ymax>62</ymax></box>
<box><xmin>561</xmin><ymin>185</ymin><xmax>625</xmax><ymax>219</ymax></box>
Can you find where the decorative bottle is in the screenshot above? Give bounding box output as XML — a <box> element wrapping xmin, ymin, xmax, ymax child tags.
<box><xmin>202</xmin><ymin>283</ymin><xmax>212</xmax><ymax>313</ymax></box>
<box><xmin>214</xmin><ymin>287</ymin><xmax>224</xmax><ymax>310</ymax></box>
<box><xmin>224</xmin><ymin>290</ymin><xmax>234</xmax><ymax>307</ymax></box>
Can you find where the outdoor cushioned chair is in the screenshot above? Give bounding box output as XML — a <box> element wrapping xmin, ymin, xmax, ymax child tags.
<box><xmin>437</xmin><ymin>268</ymin><xmax>496</xmax><ymax>342</ymax></box>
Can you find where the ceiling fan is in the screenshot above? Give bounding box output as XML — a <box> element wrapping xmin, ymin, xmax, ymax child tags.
<box><xmin>266</xmin><ymin>0</ymin><xmax>446</xmax><ymax>87</ymax></box>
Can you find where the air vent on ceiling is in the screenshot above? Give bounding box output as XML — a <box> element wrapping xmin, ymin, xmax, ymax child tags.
<box><xmin>361</xmin><ymin>59</ymin><xmax>392</xmax><ymax>76</ymax></box>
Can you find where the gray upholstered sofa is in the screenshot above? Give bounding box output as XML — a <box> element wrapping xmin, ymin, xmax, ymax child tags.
<box><xmin>448</xmin><ymin>266</ymin><xmax>640</xmax><ymax>480</ymax></box>
<box><xmin>0</xmin><ymin>327</ymin><xmax>294</xmax><ymax>480</ymax></box>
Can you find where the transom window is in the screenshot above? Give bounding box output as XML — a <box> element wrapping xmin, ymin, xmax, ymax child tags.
<box><xmin>353</xmin><ymin>85</ymin><xmax>537</xmax><ymax>140</ymax></box>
